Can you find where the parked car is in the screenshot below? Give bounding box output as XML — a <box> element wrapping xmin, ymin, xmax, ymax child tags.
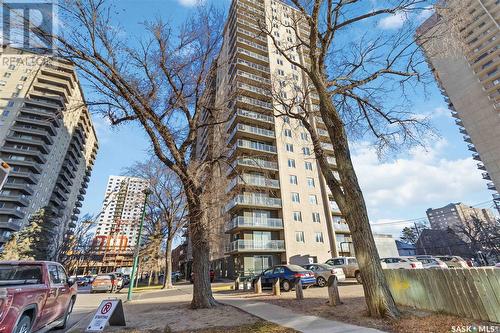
<box><xmin>325</xmin><ymin>257</ymin><xmax>362</xmax><ymax>284</ymax></box>
<box><xmin>434</xmin><ymin>255</ymin><xmax>469</xmax><ymax>268</ymax></box>
<box><xmin>301</xmin><ymin>263</ymin><xmax>346</xmax><ymax>287</ymax></box>
<box><xmin>415</xmin><ymin>256</ymin><xmax>448</xmax><ymax>269</ymax></box>
<box><xmin>380</xmin><ymin>257</ymin><xmax>424</xmax><ymax>269</ymax></box>
<box><xmin>190</xmin><ymin>270</ymin><xmax>215</xmax><ymax>283</ymax></box>
<box><xmin>0</xmin><ymin>260</ymin><xmax>77</xmax><ymax>333</ymax></box>
<box><xmin>90</xmin><ymin>274</ymin><xmax>118</xmax><ymax>293</ymax></box>
<box><xmin>76</xmin><ymin>276</ymin><xmax>90</xmax><ymax>286</ymax></box>
<box><xmin>85</xmin><ymin>275</ymin><xmax>96</xmax><ymax>283</ymax></box>
<box><xmin>109</xmin><ymin>272</ymin><xmax>125</xmax><ymax>288</ymax></box>
<box><xmin>251</xmin><ymin>265</ymin><xmax>316</xmax><ymax>292</ymax></box>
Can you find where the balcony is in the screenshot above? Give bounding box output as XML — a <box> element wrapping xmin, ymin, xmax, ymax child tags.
<box><xmin>493</xmin><ymin>193</ymin><xmax>500</xmax><ymax>200</ymax></box>
<box><xmin>5</xmin><ymin>135</ymin><xmax>50</xmax><ymax>154</ymax></box>
<box><xmin>463</xmin><ymin>135</ymin><xmax>472</xmax><ymax>143</ymax></box>
<box><xmin>225</xmin><ymin>194</ymin><xmax>282</xmax><ymax>212</ymax></box>
<box><xmin>459</xmin><ymin>128</ymin><xmax>468</xmax><ymax>135</ymax></box>
<box><xmin>9</xmin><ymin>171</ymin><xmax>39</xmax><ymax>184</ymax></box>
<box><xmin>482</xmin><ymin>172</ymin><xmax>491</xmax><ymax>180</ymax></box>
<box><xmin>0</xmin><ymin>147</ymin><xmax>47</xmax><ymax>164</ymax></box>
<box><xmin>455</xmin><ymin>119</ymin><xmax>464</xmax><ymax>127</ymax></box>
<box><xmin>0</xmin><ymin>221</ymin><xmax>22</xmax><ymax>232</ymax></box>
<box><xmin>226</xmin><ymin>216</ymin><xmax>283</xmax><ymax>232</ymax></box>
<box><xmin>237</xmin><ymin>82</ymin><xmax>272</xmax><ymax>98</ymax></box>
<box><xmin>73</xmin><ymin>208</ymin><xmax>81</xmax><ymax>214</ymax></box>
<box><xmin>228</xmin><ymin>123</ymin><xmax>275</xmax><ymax>142</ymax></box>
<box><xmin>234</xmin><ymin>70</ymin><xmax>271</xmax><ymax>86</ymax></box>
<box><xmin>227</xmin><ymin>109</ymin><xmax>274</xmax><ymax>131</ymax></box>
<box><xmin>2</xmin><ymin>183</ymin><xmax>34</xmax><ymax>195</ymax></box>
<box><xmin>231</xmin><ymin>139</ymin><xmax>277</xmax><ymax>156</ymax></box>
<box><xmin>472</xmin><ymin>153</ymin><xmax>482</xmax><ymax>161</ymax></box>
<box><xmin>0</xmin><ymin>208</ymin><xmax>26</xmax><ymax>219</ymax></box>
<box><xmin>327</xmin><ymin>156</ymin><xmax>337</xmax><ymax>166</ymax></box>
<box><xmin>228</xmin><ymin>174</ymin><xmax>280</xmax><ymax>191</ymax></box>
<box><xmin>477</xmin><ymin>163</ymin><xmax>487</xmax><ymax>171</ymax></box>
<box><xmin>11</xmin><ymin>126</ymin><xmax>54</xmax><ymax>144</ymax></box>
<box><xmin>0</xmin><ymin>195</ymin><xmax>30</xmax><ymax>207</ymax></box>
<box><xmin>16</xmin><ymin>116</ymin><xmax>57</xmax><ymax>136</ymax></box>
<box><xmin>467</xmin><ymin>144</ymin><xmax>477</xmax><ymax>152</ymax></box>
<box><xmin>228</xmin><ymin>158</ymin><xmax>278</xmax><ymax>175</ymax></box>
<box><xmin>225</xmin><ymin>240</ymin><xmax>285</xmax><ymax>253</ymax></box>
<box><xmin>317</xmin><ymin>128</ymin><xmax>329</xmax><ymax>137</ymax></box>
<box><xmin>487</xmin><ymin>182</ymin><xmax>496</xmax><ymax>191</ymax></box>
<box><xmin>321</xmin><ymin>143</ymin><xmax>334</xmax><ymax>151</ymax></box>
<box><xmin>334</xmin><ymin>223</ymin><xmax>350</xmax><ymax>233</ymax></box>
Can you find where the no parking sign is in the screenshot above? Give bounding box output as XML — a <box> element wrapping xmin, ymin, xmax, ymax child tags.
<box><xmin>86</xmin><ymin>299</ymin><xmax>126</xmax><ymax>331</ymax></box>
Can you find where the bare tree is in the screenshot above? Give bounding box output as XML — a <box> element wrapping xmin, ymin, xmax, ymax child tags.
<box><xmin>24</xmin><ymin>0</ymin><xmax>228</xmax><ymax>308</ymax></box>
<box><xmin>453</xmin><ymin>216</ymin><xmax>500</xmax><ymax>263</ymax></box>
<box><xmin>255</xmin><ymin>0</ymin><xmax>440</xmax><ymax>318</ymax></box>
<box><xmin>126</xmin><ymin>158</ymin><xmax>187</xmax><ymax>289</ymax></box>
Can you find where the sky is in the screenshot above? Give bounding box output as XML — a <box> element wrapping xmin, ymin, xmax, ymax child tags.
<box><xmin>79</xmin><ymin>0</ymin><xmax>496</xmax><ymax>239</ymax></box>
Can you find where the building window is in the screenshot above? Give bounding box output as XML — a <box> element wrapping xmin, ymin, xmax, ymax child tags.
<box><xmin>8</xmin><ymin>65</ymin><xmax>15</xmax><ymax>70</ymax></box>
<box><xmin>288</xmin><ymin>159</ymin><xmax>296</xmax><ymax>168</ymax></box>
<box><xmin>315</xmin><ymin>232</ymin><xmax>324</xmax><ymax>243</ymax></box>
<box><xmin>300</xmin><ymin>132</ymin><xmax>309</xmax><ymax>141</ymax></box>
<box><xmin>286</xmin><ymin>143</ymin><xmax>294</xmax><ymax>152</ymax></box>
<box><xmin>278</xmin><ymin>69</ymin><xmax>285</xmax><ymax>75</ymax></box>
<box><xmin>295</xmin><ymin>231</ymin><xmax>305</xmax><ymax>243</ymax></box>
<box><xmin>283</xmin><ymin>116</ymin><xmax>290</xmax><ymax>123</ymax></box>
<box><xmin>309</xmin><ymin>195</ymin><xmax>318</xmax><ymax>205</ymax></box>
<box><xmin>307</xmin><ymin>177</ymin><xmax>315</xmax><ymax>188</ymax></box>
<box><xmin>305</xmin><ymin>161</ymin><xmax>313</xmax><ymax>170</ymax></box>
<box><xmin>293</xmin><ymin>211</ymin><xmax>302</xmax><ymax>222</ymax></box>
<box><xmin>289</xmin><ymin>175</ymin><xmax>298</xmax><ymax>185</ymax></box>
<box><xmin>312</xmin><ymin>212</ymin><xmax>321</xmax><ymax>223</ymax></box>
<box><xmin>277</xmin><ymin>59</ymin><xmax>283</xmax><ymax>65</ymax></box>
<box><xmin>303</xmin><ymin>147</ymin><xmax>311</xmax><ymax>155</ymax></box>
<box><xmin>3</xmin><ymin>72</ymin><xmax>11</xmax><ymax>78</ymax></box>
<box><xmin>284</xmin><ymin>129</ymin><xmax>292</xmax><ymax>137</ymax></box>
<box><xmin>292</xmin><ymin>192</ymin><xmax>300</xmax><ymax>203</ymax></box>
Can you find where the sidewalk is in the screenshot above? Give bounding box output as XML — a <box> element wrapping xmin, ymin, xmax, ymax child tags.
<box><xmin>217</xmin><ymin>295</ymin><xmax>386</xmax><ymax>333</ymax></box>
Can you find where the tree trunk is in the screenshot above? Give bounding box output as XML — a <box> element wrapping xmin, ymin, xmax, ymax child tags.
<box><xmin>148</xmin><ymin>270</ymin><xmax>153</xmax><ymax>286</ymax></box>
<box><xmin>184</xmin><ymin>183</ymin><xmax>216</xmax><ymax>309</ymax></box>
<box><xmin>163</xmin><ymin>236</ymin><xmax>174</xmax><ymax>289</ymax></box>
<box><xmin>310</xmin><ymin>73</ymin><xmax>400</xmax><ymax>319</ymax></box>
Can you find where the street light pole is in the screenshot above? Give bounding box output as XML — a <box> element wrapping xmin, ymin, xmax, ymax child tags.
<box><xmin>127</xmin><ymin>188</ymin><xmax>152</xmax><ymax>301</ymax></box>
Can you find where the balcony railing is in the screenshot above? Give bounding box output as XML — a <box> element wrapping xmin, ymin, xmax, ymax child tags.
<box><xmin>321</xmin><ymin>143</ymin><xmax>334</xmax><ymax>151</ymax></box>
<box><xmin>327</xmin><ymin>156</ymin><xmax>337</xmax><ymax>165</ymax></box>
<box><xmin>225</xmin><ymin>194</ymin><xmax>282</xmax><ymax>211</ymax></box>
<box><xmin>228</xmin><ymin>174</ymin><xmax>280</xmax><ymax>190</ymax></box>
<box><xmin>236</xmin><ymin>47</ymin><xmax>269</xmax><ymax>63</ymax></box>
<box><xmin>315</xmin><ymin>116</ymin><xmax>325</xmax><ymax>124</ymax></box>
<box><xmin>226</xmin><ymin>239</ymin><xmax>285</xmax><ymax>252</ymax></box>
<box><xmin>334</xmin><ymin>223</ymin><xmax>350</xmax><ymax>233</ymax></box>
<box><xmin>232</xmin><ymin>139</ymin><xmax>277</xmax><ymax>154</ymax></box>
<box><xmin>237</xmin><ymin>82</ymin><xmax>272</xmax><ymax>97</ymax></box>
<box><xmin>317</xmin><ymin>128</ymin><xmax>328</xmax><ymax>136</ymax></box>
<box><xmin>229</xmin><ymin>109</ymin><xmax>274</xmax><ymax>128</ymax></box>
<box><xmin>229</xmin><ymin>123</ymin><xmax>275</xmax><ymax>141</ymax></box>
<box><xmin>236</xmin><ymin>95</ymin><xmax>273</xmax><ymax>111</ymax></box>
<box><xmin>230</xmin><ymin>158</ymin><xmax>278</xmax><ymax>173</ymax></box>
<box><xmin>235</xmin><ymin>70</ymin><xmax>271</xmax><ymax>85</ymax></box>
<box><xmin>226</xmin><ymin>216</ymin><xmax>283</xmax><ymax>231</ymax></box>
<box><xmin>487</xmin><ymin>182</ymin><xmax>496</xmax><ymax>190</ymax></box>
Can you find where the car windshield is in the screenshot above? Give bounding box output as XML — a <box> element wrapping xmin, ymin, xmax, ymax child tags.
<box><xmin>329</xmin><ymin>259</ymin><xmax>344</xmax><ymax>265</ymax></box>
<box><xmin>0</xmin><ymin>264</ymin><xmax>43</xmax><ymax>286</ymax></box>
<box><xmin>95</xmin><ymin>275</ymin><xmax>112</xmax><ymax>280</ymax></box>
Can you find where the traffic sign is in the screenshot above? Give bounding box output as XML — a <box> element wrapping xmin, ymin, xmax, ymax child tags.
<box><xmin>86</xmin><ymin>299</ymin><xmax>126</xmax><ymax>331</ymax></box>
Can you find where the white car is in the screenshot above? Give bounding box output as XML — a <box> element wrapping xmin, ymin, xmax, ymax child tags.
<box><xmin>415</xmin><ymin>256</ymin><xmax>448</xmax><ymax>269</ymax></box>
<box><xmin>380</xmin><ymin>257</ymin><xmax>423</xmax><ymax>269</ymax></box>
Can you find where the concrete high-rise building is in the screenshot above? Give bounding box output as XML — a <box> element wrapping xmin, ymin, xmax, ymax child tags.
<box><xmin>426</xmin><ymin>202</ymin><xmax>496</xmax><ymax>231</ymax></box>
<box><xmin>417</xmin><ymin>1</ymin><xmax>500</xmax><ymax>213</ymax></box>
<box><xmin>199</xmin><ymin>0</ymin><xmax>352</xmax><ymax>277</ymax></box>
<box><xmin>0</xmin><ymin>46</ymin><xmax>98</xmax><ymax>248</ymax></box>
<box><xmin>93</xmin><ymin>175</ymin><xmax>149</xmax><ymax>272</ymax></box>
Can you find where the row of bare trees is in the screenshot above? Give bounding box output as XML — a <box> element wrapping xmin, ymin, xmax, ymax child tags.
<box><xmin>15</xmin><ymin>0</ymin><xmax>470</xmax><ymax>318</ymax></box>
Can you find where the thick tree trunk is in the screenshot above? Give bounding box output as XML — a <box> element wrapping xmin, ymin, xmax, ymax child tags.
<box><xmin>163</xmin><ymin>236</ymin><xmax>174</xmax><ymax>289</ymax></box>
<box><xmin>310</xmin><ymin>74</ymin><xmax>400</xmax><ymax>319</ymax></box>
<box><xmin>184</xmin><ymin>183</ymin><xmax>216</xmax><ymax>309</ymax></box>
<box><xmin>148</xmin><ymin>270</ymin><xmax>153</xmax><ymax>286</ymax></box>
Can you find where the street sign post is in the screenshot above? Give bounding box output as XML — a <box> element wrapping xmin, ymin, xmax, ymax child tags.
<box><xmin>86</xmin><ymin>299</ymin><xmax>126</xmax><ymax>332</ymax></box>
<box><xmin>0</xmin><ymin>160</ymin><xmax>10</xmax><ymax>191</ymax></box>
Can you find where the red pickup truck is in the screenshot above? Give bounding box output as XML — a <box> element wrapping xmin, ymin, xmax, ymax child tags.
<box><xmin>0</xmin><ymin>261</ymin><xmax>77</xmax><ymax>333</ymax></box>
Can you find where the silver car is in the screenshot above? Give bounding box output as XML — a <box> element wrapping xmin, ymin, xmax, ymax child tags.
<box><xmin>325</xmin><ymin>257</ymin><xmax>362</xmax><ymax>284</ymax></box>
<box><xmin>302</xmin><ymin>263</ymin><xmax>346</xmax><ymax>287</ymax></box>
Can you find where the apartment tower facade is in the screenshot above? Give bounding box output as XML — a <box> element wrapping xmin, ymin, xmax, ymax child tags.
<box><xmin>203</xmin><ymin>0</ymin><xmax>352</xmax><ymax>277</ymax></box>
<box><xmin>426</xmin><ymin>202</ymin><xmax>496</xmax><ymax>231</ymax></box>
<box><xmin>0</xmin><ymin>47</ymin><xmax>98</xmax><ymax>248</ymax></box>
<box><xmin>417</xmin><ymin>1</ymin><xmax>500</xmax><ymax>213</ymax></box>
<box><xmin>93</xmin><ymin>175</ymin><xmax>149</xmax><ymax>272</ymax></box>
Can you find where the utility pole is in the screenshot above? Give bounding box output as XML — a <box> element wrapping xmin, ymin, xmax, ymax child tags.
<box><xmin>127</xmin><ymin>188</ymin><xmax>152</xmax><ymax>301</ymax></box>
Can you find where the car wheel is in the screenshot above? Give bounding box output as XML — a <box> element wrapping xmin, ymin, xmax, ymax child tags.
<box><xmin>56</xmin><ymin>298</ymin><xmax>75</xmax><ymax>329</ymax></box>
<box><xmin>14</xmin><ymin>314</ymin><xmax>31</xmax><ymax>333</ymax></box>
<box><xmin>281</xmin><ymin>279</ymin><xmax>291</xmax><ymax>292</ymax></box>
<box><xmin>355</xmin><ymin>271</ymin><xmax>362</xmax><ymax>284</ymax></box>
<box><xmin>317</xmin><ymin>276</ymin><xmax>327</xmax><ymax>288</ymax></box>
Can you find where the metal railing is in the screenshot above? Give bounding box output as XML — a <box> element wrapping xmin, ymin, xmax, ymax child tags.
<box><xmin>226</xmin><ymin>239</ymin><xmax>285</xmax><ymax>252</ymax></box>
<box><xmin>228</xmin><ymin>174</ymin><xmax>280</xmax><ymax>189</ymax></box>
<box><xmin>227</xmin><ymin>216</ymin><xmax>283</xmax><ymax>230</ymax></box>
<box><xmin>232</xmin><ymin>139</ymin><xmax>277</xmax><ymax>154</ymax></box>
<box><xmin>226</xmin><ymin>194</ymin><xmax>282</xmax><ymax>210</ymax></box>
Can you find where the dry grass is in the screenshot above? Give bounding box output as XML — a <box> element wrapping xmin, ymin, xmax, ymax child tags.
<box><xmin>109</xmin><ymin>321</ymin><xmax>297</xmax><ymax>333</ymax></box>
<box><xmin>240</xmin><ymin>291</ymin><xmax>497</xmax><ymax>333</ymax></box>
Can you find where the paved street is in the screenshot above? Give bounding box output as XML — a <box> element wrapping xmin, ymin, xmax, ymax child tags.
<box><xmin>52</xmin><ymin>285</ymin><xmax>128</xmax><ymax>332</ymax></box>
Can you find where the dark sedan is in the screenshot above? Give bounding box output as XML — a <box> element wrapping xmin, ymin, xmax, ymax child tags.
<box><xmin>251</xmin><ymin>265</ymin><xmax>316</xmax><ymax>292</ymax></box>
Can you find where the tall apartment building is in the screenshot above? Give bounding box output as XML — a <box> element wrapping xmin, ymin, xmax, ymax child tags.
<box><xmin>0</xmin><ymin>46</ymin><xmax>98</xmax><ymax>248</ymax></box>
<box><xmin>93</xmin><ymin>175</ymin><xmax>149</xmax><ymax>272</ymax></box>
<box><xmin>200</xmin><ymin>0</ymin><xmax>352</xmax><ymax>277</ymax></box>
<box><xmin>417</xmin><ymin>1</ymin><xmax>500</xmax><ymax>214</ymax></box>
<box><xmin>426</xmin><ymin>202</ymin><xmax>496</xmax><ymax>230</ymax></box>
